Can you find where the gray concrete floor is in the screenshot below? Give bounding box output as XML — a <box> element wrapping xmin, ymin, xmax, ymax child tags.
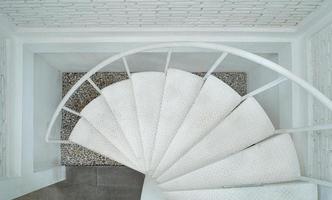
<box><xmin>15</xmin><ymin>166</ymin><xmax>145</xmax><ymax>200</ymax></box>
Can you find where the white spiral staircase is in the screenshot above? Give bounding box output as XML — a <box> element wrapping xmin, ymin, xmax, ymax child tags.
<box><xmin>46</xmin><ymin>43</ymin><xmax>332</xmax><ymax>200</ymax></box>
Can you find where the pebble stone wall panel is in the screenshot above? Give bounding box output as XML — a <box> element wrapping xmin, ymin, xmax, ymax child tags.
<box><xmin>0</xmin><ymin>0</ymin><xmax>325</xmax><ymax>28</ymax></box>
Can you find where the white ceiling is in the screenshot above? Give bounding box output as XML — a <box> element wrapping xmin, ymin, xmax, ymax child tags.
<box><xmin>0</xmin><ymin>0</ymin><xmax>325</xmax><ymax>29</ymax></box>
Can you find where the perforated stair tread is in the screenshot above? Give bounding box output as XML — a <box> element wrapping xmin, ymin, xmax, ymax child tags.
<box><xmin>79</xmin><ymin>95</ymin><xmax>139</xmax><ymax>166</ymax></box>
<box><xmin>165</xmin><ymin>182</ymin><xmax>317</xmax><ymax>200</ymax></box>
<box><xmin>69</xmin><ymin>119</ymin><xmax>143</xmax><ymax>173</ymax></box>
<box><xmin>150</xmin><ymin>68</ymin><xmax>203</xmax><ymax>174</ymax></box>
<box><xmin>102</xmin><ymin>79</ymin><xmax>144</xmax><ymax>169</ymax></box>
<box><xmin>131</xmin><ymin>72</ymin><xmax>165</xmax><ymax>169</ymax></box>
<box><xmin>157</xmin><ymin>97</ymin><xmax>275</xmax><ymax>183</ymax></box>
<box><xmin>159</xmin><ymin>134</ymin><xmax>301</xmax><ymax>190</ymax></box>
<box><xmin>153</xmin><ymin>75</ymin><xmax>242</xmax><ymax>177</ymax></box>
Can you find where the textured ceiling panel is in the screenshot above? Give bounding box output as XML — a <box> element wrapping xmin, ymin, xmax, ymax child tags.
<box><xmin>0</xmin><ymin>0</ymin><xmax>325</xmax><ymax>29</ymax></box>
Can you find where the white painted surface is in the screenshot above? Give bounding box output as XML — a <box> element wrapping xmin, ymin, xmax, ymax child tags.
<box><xmin>9</xmin><ymin>39</ymin><xmax>322</xmax><ymax>198</ymax></box>
<box><xmin>319</xmin><ymin>186</ymin><xmax>332</xmax><ymax>200</ymax></box>
<box><xmin>0</xmin><ymin>38</ymin><xmax>7</xmax><ymax>177</ymax></box>
<box><xmin>0</xmin><ymin>37</ymin><xmax>23</xmax><ymax>180</ymax></box>
<box><xmin>0</xmin><ymin>46</ymin><xmax>65</xmax><ymax>200</ymax></box>
<box><xmin>157</xmin><ymin>97</ymin><xmax>275</xmax><ymax>183</ymax></box>
<box><xmin>131</xmin><ymin>72</ymin><xmax>165</xmax><ymax>169</ymax></box>
<box><xmin>64</xmin><ymin>67</ymin><xmax>308</xmax><ymax>197</ymax></box>
<box><xmin>165</xmin><ymin>182</ymin><xmax>318</xmax><ymax>200</ymax></box>
<box><xmin>0</xmin><ymin>166</ymin><xmax>66</xmax><ymax>200</ymax></box>
<box><xmin>244</xmin><ymin>53</ymin><xmax>282</xmax><ymax>128</ymax></box>
<box><xmin>37</xmin><ymin>51</ymin><xmax>285</xmax><ymax>134</ymax></box>
<box><xmin>306</xmin><ymin>19</ymin><xmax>332</xmax><ymax>199</ymax></box>
<box><xmin>308</xmin><ymin>21</ymin><xmax>332</xmax><ymax>180</ymax></box>
<box><xmin>100</xmin><ymin>81</ymin><xmax>143</xmax><ymax>167</ymax></box>
<box><xmin>39</xmin><ymin>51</ymin><xmax>279</xmax><ymax>73</ymax></box>
<box><xmin>5</xmin><ymin>39</ymin><xmax>23</xmax><ymax>179</ymax></box>
<box><xmin>140</xmin><ymin>176</ymin><xmax>166</xmax><ymax>200</ymax></box>
<box><xmin>80</xmin><ymin>96</ymin><xmax>124</xmax><ymax>145</ymax></box>
<box><xmin>141</xmin><ymin>178</ymin><xmax>318</xmax><ymax>200</ymax></box>
<box><xmin>19</xmin><ymin>34</ymin><xmax>297</xmax><ymax>45</ymax></box>
<box><xmin>155</xmin><ymin>75</ymin><xmax>241</xmax><ymax>178</ymax></box>
<box><xmin>80</xmin><ymin>94</ymin><xmax>144</xmax><ymax>168</ymax></box>
<box><xmin>37</xmin><ymin>50</ymin><xmax>286</xmax><ymax>134</ymax></box>
<box><xmin>290</xmin><ymin>35</ymin><xmax>310</xmax><ymax>182</ymax></box>
<box><xmin>150</xmin><ymin>69</ymin><xmax>203</xmax><ymax>174</ymax></box>
<box><xmin>289</xmin><ymin>5</ymin><xmax>332</xmax><ymax>198</ymax></box>
<box><xmin>4</xmin><ymin>37</ymin><xmax>322</xmax><ymax>198</ymax></box>
<box><xmin>33</xmin><ymin>55</ymin><xmax>61</xmax><ymax>172</ymax></box>
<box><xmin>0</xmin><ymin>0</ymin><xmax>329</xmax><ymax>195</ymax></box>
<box><xmin>159</xmin><ymin>134</ymin><xmax>300</xmax><ymax>190</ymax></box>
<box><xmin>69</xmin><ymin>118</ymin><xmax>143</xmax><ymax>173</ymax></box>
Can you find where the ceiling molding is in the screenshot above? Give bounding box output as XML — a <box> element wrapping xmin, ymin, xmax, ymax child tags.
<box><xmin>18</xmin><ymin>31</ymin><xmax>297</xmax><ymax>44</ymax></box>
<box><xmin>25</xmin><ymin>42</ymin><xmax>290</xmax><ymax>54</ymax></box>
<box><xmin>15</xmin><ymin>26</ymin><xmax>297</xmax><ymax>33</ymax></box>
<box><xmin>15</xmin><ymin>26</ymin><xmax>298</xmax><ymax>43</ymax></box>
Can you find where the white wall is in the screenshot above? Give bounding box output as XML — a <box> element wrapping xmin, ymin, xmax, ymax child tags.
<box><xmin>243</xmin><ymin>54</ymin><xmax>281</xmax><ymax>128</ymax></box>
<box><xmin>33</xmin><ymin>55</ymin><xmax>62</xmax><ymax>172</ymax></box>
<box><xmin>292</xmin><ymin>7</ymin><xmax>332</xmax><ymax>199</ymax></box>
<box><xmin>0</xmin><ymin>37</ymin><xmax>9</xmax><ymax>177</ymax></box>
<box><xmin>0</xmin><ymin>45</ymin><xmax>65</xmax><ymax>200</ymax></box>
<box><xmin>306</xmin><ymin>21</ymin><xmax>332</xmax><ymax>199</ymax></box>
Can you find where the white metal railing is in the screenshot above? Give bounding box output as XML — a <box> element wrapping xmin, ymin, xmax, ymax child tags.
<box><xmin>45</xmin><ymin>42</ymin><xmax>332</xmax><ymax>187</ymax></box>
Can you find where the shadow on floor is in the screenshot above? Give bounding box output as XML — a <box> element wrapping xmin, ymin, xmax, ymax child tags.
<box><xmin>15</xmin><ymin>166</ymin><xmax>145</xmax><ymax>200</ymax></box>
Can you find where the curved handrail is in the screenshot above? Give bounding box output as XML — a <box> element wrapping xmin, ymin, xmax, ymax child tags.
<box><xmin>46</xmin><ymin>42</ymin><xmax>332</xmax><ymax>143</ymax></box>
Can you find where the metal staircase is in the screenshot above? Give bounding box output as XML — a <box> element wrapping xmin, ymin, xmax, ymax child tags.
<box><xmin>45</xmin><ymin>42</ymin><xmax>332</xmax><ymax>199</ymax></box>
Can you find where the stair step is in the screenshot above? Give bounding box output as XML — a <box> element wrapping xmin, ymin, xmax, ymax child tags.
<box><xmin>69</xmin><ymin>119</ymin><xmax>143</xmax><ymax>173</ymax></box>
<box><xmin>165</xmin><ymin>182</ymin><xmax>317</xmax><ymax>200</ymax></box>
<box><xmin>131</xmin><ymin>72</ymin><xmax>165</xmax><ymax>169</ymax></box>
<box><xmin>150</xmin><ymin>69</ymin><xmax>203</xmax><ymax>173</ymax></box>
<box><xmin>102</xmin><ymin>79</ymin><xmax>144</xmax><ymax>168</ymax></box>
<box><xmin>79</xmin><ymin>95</ymin><xmax>139</xmax><ymax>166</ymax></box>
<box><xmin>157</xmin><ymin>97</ymin><xmax>275</xmax><ymax>183</ymax></box>
<box><xmin>140</xmin><ymin>176</ymin><xmax>167</xmax><ymax>200</ymax></box>
<box><xmin>154</xmin><ymin>75</ymin><xmax>241</xmax><ymax>178</ymax></box>
<box><xmin>159</xmin><ymin>134</ymin><xmax>300</xmax><ymax>190</ymax></box>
